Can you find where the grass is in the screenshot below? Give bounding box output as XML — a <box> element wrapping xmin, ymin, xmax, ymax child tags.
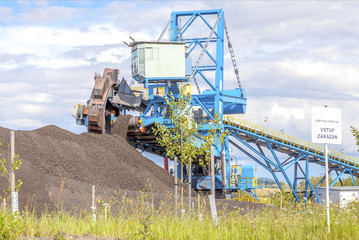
<box><xmin>1</xmin><ymin>192</ymin><xmax>359</xmax><ymax>240</ymax></box>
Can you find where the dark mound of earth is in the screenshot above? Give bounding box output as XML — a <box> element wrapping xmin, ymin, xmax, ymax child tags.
<box><xmin>0</xmin><ymin>116</ymin><xmax>174</xmax><ymax>211</ymax></box>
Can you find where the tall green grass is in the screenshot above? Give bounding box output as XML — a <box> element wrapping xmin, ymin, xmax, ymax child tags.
<box><xmin>1</xmin><ymin>193</ymin><xmax>359</xmax><ymax>239</ymax></box>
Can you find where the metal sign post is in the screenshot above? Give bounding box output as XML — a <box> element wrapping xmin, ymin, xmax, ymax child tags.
<box><xmin>324</xmin><ymin>143</ymin><xmax>330</xmax><ymax>232</ymax></box>
<box><xmin>312</xmin><ymin>106</ymin><xmax>342</xmax><ymax>234</ymax></box>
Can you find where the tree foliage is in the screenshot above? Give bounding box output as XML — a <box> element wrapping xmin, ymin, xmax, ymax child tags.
<box><xmin>0</xmin><ymin>142</ymin><xmax>23</xmax><ymax>195</ymax></box>
<box><xmin>152</xmin><ymin>87</ymin><xmax>228</xmax><ymax>166</ymax></box>
<box><xmin>350</xmin><ymin>125</ymin><xmax>359</xmax><ymax>152</ymax></box>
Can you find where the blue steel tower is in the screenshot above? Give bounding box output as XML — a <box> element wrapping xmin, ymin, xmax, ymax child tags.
<box><xmin>133</xmin><ymin>9</ymin><xmax>247</xmax><ymax>193</ymax></box>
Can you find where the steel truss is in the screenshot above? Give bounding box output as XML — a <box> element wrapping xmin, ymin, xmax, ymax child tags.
<box><xmin>225</xmin><ymin>117</ymin><xmax>359</xmax><ymax>204</ymax></box>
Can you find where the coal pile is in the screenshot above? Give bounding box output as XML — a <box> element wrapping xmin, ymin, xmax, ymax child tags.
<box><xmin>0</xmin><ymin>116</ymin><xmax>174</xmax><ymax>211</ymax></box>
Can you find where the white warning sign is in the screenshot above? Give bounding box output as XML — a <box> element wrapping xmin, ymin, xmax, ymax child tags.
<box><xmin>312</xmin><ymin>106</ymin><xmax>341</xmax><ymax>144</ymax></box>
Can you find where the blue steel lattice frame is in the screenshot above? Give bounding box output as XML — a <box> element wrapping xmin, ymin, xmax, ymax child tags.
<box><xmin>169</xmin><ymin>9</ymin><xmax>230</xmax><ymax>192</ymax></box>
<box><xmin>170</xmin><ymin>9</ymin><xmax>225</xmax><ymax>121</ymax></box>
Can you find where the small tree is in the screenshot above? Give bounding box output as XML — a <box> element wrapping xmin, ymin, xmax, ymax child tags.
<box><xmin>153</xmin><ymin>87</ymin><xmax>228</xmax><ymax>168</ymax></box>
<box><xmin>0</xmin><ymin>142</ymin><xmax>23</xmax><ymax>203</ymax></box>
<box><xmin>351</xmin><ymin>125</ymin><xmax>359</xmax><ymax>152</ymax></box>
<box><xmin>153</xmin><ymin>86</ymin><xmax>228</xmax><ymax>215</ymax></box>
<box><xmin>153</xmin><ymin>88</ymin><xmax>199</xmax><ymax>167</ymax></box>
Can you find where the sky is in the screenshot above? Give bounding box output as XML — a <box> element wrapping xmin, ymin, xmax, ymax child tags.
<box><xmin>1</xmin><ymin>0</ymin><xmax>359</xmax><ymax>181</ymax></box>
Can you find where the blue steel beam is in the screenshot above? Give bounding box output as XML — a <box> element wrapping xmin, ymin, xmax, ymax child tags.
<box><xmin>180</xmin><ymin>14</ymin><xmax>197</xmax><ymax>37</ymax></box>
<box><xmin>198</xmin><ymin>12</ymin><xmax>219</xmax><ymax>37</ymax></box>
<box><xmin>192</xmin><ymin>97</ymin><xmax>215</xmax><ymax>121</ymax></box>
<box><xmin>283</xmin><ymin>154</ymin><xmax>304</xmax><ymax>171</ymax></box>
<box><xmin>293</xmin><ymin>163</ymin><xmax>298</xmax><ymax>196</ymax></box>
<box><xmin>182</xmin><ymin>38</ymin><xmax>218</xmax><ymax>43</ymax></box>
<box><xmin>267</xmin><ymin>143</ymin><xmax>301</xmax><ymax>202</ymax></box>
<box><xmin>336</xmin><ymin>170</ymin><xmax>344</xmax><ymax>186</ymax></box>
<box><xmin>196</xmin><ymin>70</ymin><xmax>216</xmax><ymax>90</ymax></box>
<box><xmin>329</xmin><ymin>168</ymin><xmax>358</xmax><ymax>187</ymax></box>
<box><xmin>214</xmin><ymin>9</ymin><xmax>224</xmax><ymax>119</ymax></box>
<box><xmin>330</xmin><ymin>169</ymin><xmax>346</xmax><ymax>187</ymax></box>
<box><xmin>317</xmin><ymin>169</ymin><xmax>334</xmax><ymax>187</ymax></box>
<box><xmin>305</xmin><ymin>156</ymin><xmax>309</xmax><ymax>204</ymax></box>
<box><xmin>232</xmin><ymin>135</ymin><xmax>280</xmax><ymax>170</ymax></box>
<box><xmin>304</xmin><ymin>155</ymin><xmax>321</xmax><ymax>203</ymax></box>
<box><xmin>255</xmin><ymin>144</ymin><xmax>284</xmax><ymax>191</ymax></box>
<box><xmin>350</xmin><ymin>169</ymin><xmax>357</xmax><ymax>186</ymax></box>
<box><xmin>228</xmin><ymin>139</ymin><xmax>272</xmax><ymax>172</ymax></box>
<box><xmin>196</xmin><ymin>38</ymin><xmax>217</xmax><ymax>64</ymax></box>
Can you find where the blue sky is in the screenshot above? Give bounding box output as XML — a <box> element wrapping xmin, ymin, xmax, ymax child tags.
<box><xmin>1</xmin><ymin>1</ymin><xmax>359</xmax><ymax>180</ymax></box>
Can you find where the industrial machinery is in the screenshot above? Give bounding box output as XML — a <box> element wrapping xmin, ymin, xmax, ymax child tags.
<box><xmin>74</xmin><ymin>9</ymin><xmax>359</xmax><ymax>203</ymax></box>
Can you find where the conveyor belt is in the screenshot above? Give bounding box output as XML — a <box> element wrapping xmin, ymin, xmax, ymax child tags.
<box><xmin>224</xmin><ymin>116</ymin><xmax>359</xmax><ymax>175</ymax></box>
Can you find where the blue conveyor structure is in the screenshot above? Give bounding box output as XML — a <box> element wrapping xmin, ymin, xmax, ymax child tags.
<box><xmin>224</xmin><ymin>116</ymin><xmax>359</xmax><ymax>204</ymax></box>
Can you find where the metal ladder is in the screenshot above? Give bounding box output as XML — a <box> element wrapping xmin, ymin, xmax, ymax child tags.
<box><xmin>224</xmin><ymin>21</ymin><xmax>242</xmax><ymax>88</ymax></box>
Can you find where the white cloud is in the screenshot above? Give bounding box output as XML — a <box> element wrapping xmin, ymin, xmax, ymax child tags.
<box><xmin>3</xmin><ymin>93</ymin><xmax>53</xmax><ymax>103</ymax></box>
<box><xmin>0</xmin><ymin>82</ymin><xmax>32</xmax><ymax>93</ymax></box>
<box><xmin>0</xmin><ymin>7</ymin><xmax>13</xmax><ymax>23</ymax></box>
<box><xmin>0</xmin><ymin>24</ymin><xmax>152</xmax><ymax>69</ymax></box>
<box><xmin>276</xmin><ymin>60</ymin><xmax>359</xmax><ymax>91</ymax></box>
<box><xmin>19</xmin><ymin>6</ymin><xmax>83</xmax><ymax>24</ymax></box>
<box><xmin>1</xmin><ymin>24</ymin><xmax>128</xmax><ymax>53</ymax></box>
<box><xmin>0</xmin><ymin>61</ymin><xmax>18</xmax><ymax>70</ymax></box>
<box><xmin>0</xmin><ymin>118</ymin><xmax>47</xmax><ymax>129</ymax></box>
<box><xmin>17</xmin><ymin>103</ymin><xmax>50</xmax><ymax>115</ymax></box>
<box><xmin>271</xmin><ymin>104</ymin><xmax>307</xmax><ymax>121</ymax></box>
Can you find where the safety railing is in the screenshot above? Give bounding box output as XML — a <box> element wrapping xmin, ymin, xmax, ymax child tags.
<box><xmin>230</xmin><ymin>165</ymin><xmax>258</xmax><ymax>189</ymax></box>
<box><xmin>131</xmin><ymin>83</ymin><xmax>191</xmax><ymax>100</ymax></box>
<box><xmin>193</xmin><ymin>116</ymin><xmax>213</xmax><ymax>125</ymax></box>
<box><xmin>232</xmin><ymin>196</ymin><xmax>271</xmax><ymax>204</ymax></box>
<box><xmin>224</xmin><ymin>115</ymin><xmax>359</xmax><ymax>168</ymax></box>
<box><xmin>131</xmin><ymin>87</ymin><xmax>149</xmax><ymax>99</ymax></box>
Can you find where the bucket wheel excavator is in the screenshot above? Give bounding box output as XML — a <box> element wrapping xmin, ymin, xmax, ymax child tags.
<box><xmin>73</xmin><ymin>68</ymin><xmax>147</xmax><ymax>134</ymax></box>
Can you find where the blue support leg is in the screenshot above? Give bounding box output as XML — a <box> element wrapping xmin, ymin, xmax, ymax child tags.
<box><xmin>267</xmin><ymin>143</ymin><xmax>301</xmax><ymax>203</ymax></box>
<box><xmin>330</xmin><ymin>169</ymin><xmax>347</xmax><ymax>187</ymax></box>
<box><xmin>305</xmin><ymin>155</ymin><xmax>309</xmax><ymax>206</ymax></box>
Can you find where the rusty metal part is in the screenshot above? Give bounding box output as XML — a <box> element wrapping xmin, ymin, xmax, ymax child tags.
<box><xmin>87</xmin><ymin>68</ymin><xmax>119</xmax><ymax>133</ymax></box>
<box><xmin>127</xmin><ymin>116</ymin><xmax>140</xmax><ymax>129</ymax></box>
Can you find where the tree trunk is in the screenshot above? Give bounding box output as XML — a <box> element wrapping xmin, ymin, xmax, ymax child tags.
<box><xmin>174</xmin><ymin>156</ymin><xmax>178</xmax><ymax>216</ymax></box>
<box><xmin>188</xmin><ymin>158</ymin><xmax>192</xmax><ymax>216</ymax></box>
<box><xmin>211</xmin><ymin>145</ymin><xmax>215</xmax><ymax>197</ymax></box>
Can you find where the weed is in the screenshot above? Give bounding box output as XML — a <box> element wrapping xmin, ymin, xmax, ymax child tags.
<box><xmin>1</xmin><ymin>194</ymin><xmax>359</xmax><ymax>239</ymax></box>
